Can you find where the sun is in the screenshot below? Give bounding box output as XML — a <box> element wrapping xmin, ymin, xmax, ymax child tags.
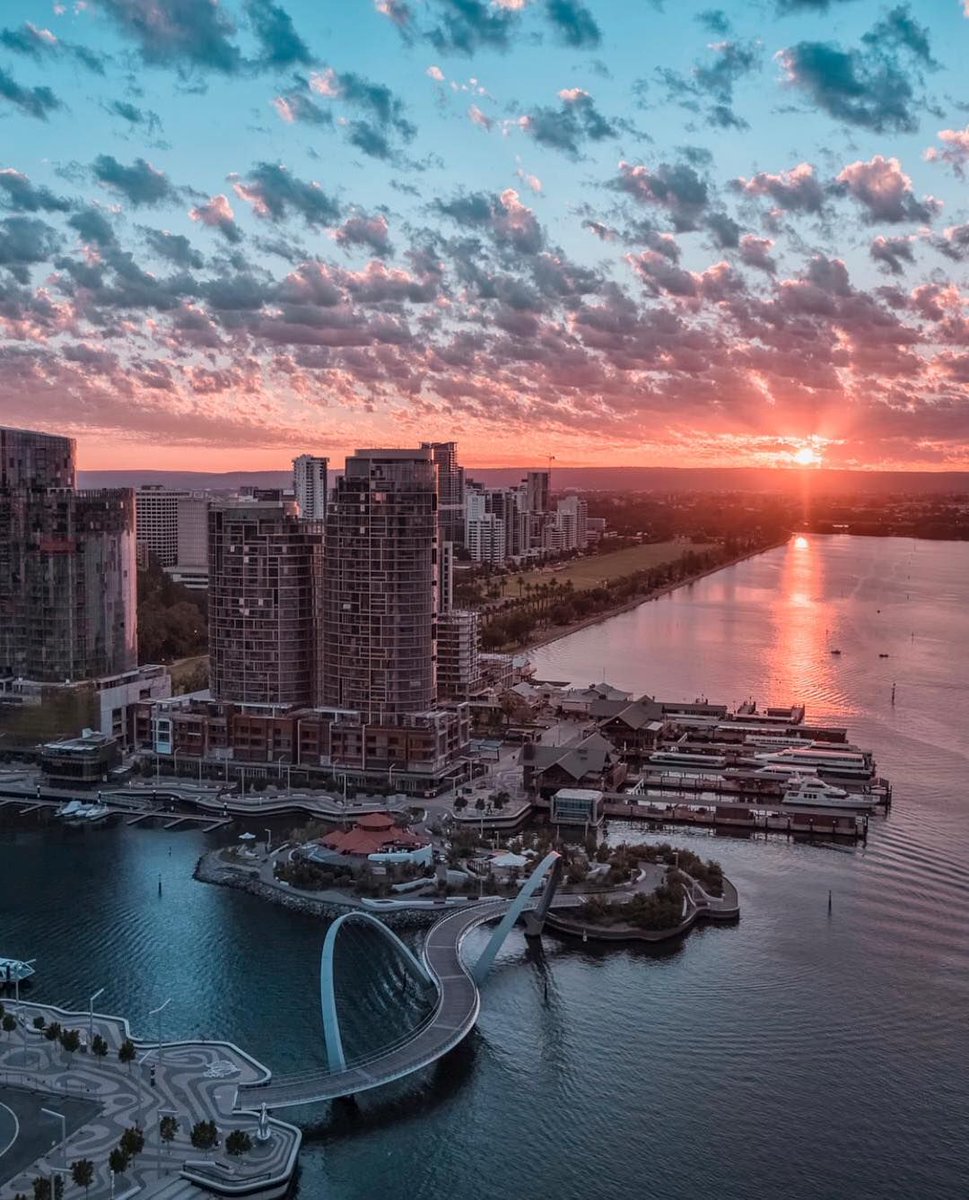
<box><xmin>792</xmin><ymin>445</ymin><xmax>821</xmax><ymax>466</ymax></box>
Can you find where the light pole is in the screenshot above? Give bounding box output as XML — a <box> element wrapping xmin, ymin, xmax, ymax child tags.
<box><xmin>149</xmin><ymin>998</ymin><xmax>171</xmax><ymax>1069</ymax></box>
<box><xmin>16</xmin><ymin>958</ymin><xmax>36</xmax><ymax>1064</ymax></box>
<box><xmin>388</xmin><ymin>762</ymin><xmax>401</xmax><ymax>793</ymax></box>
<box><xmin>88</xmin><ymin>986</ymin><xmax>104</xmax><ymax>1045</ymax></box>
<box><xmin>265</xmin><ymin>827</ymin><xmax>272</xmax><ymax>855</ymax></box>
<box><xmin>40</xmin><ymin>1107</ymin><xmax>66</xmax><ymax>1169</ymax></box>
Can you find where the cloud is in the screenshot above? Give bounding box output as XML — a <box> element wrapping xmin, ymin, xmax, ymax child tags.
<box><xmin>733</xmin><ymin>162</ymin><xmax>825</xmax><ymax>217</ymax></box>
<box><xmin>616</xmin><ymin>161</ymin><xmax>710</xmax><ymax>231</ymax></box>
<box><xmin>774</xmin><ymin>0</ymin><xmax>856</xmax><ymax>11</ymax></box>
<box><xmin>95</xmin><ymin>0</ymin><xmax>242</xmax><ymax>74</ymax></box>
<box><xmin>105</xmin><ymin>99</ymin><xmax>161</xmax><ymax>132</ymax></box>
<box><xmin>545</xmin><ymin>0</ymin><xmax>601</xmax><ymax>49</ymax></box>
<box><xmin>930</xmin><ymin>223</ymin><xmax>969</xmax><ymax>261</ymax></box>
<box><xmin>436</xmin><ymin>188</ymin><xmax>544</xmax><ymax>254</ymax></box>
<box><xmin>244</xmin><ymin>0</ymin><xmax>313</xmax><ymax>68</ymax></box>
<box><xmin>143</xmin><ymin>227</ymin><xmax>205</xmax><ymax>269</ymax></box>
<box><xmin>231</xmin><ymin>163</ymin><xmax>339</xmax><ymax>228</ymax></box>
<box><xmin>0</xmin><ymin>67</ymin><xmax>63</xmax><ymax>120</ymax></box>
<box><xmin>309</xmin><ymin>69</ymin><xmax>415</xmax><ymax>158</ymax></box>
<box><xmin>862</xmin><ymin>5</ymin><xmax>936</xmax><ymax>69</ymax></box>
<box><xmin>426</xmin><ymin>0</ymin><xmax>517</xmax><ymax>55</ymax></box>
<box><xmin>870</xmin><ymin>234</ymin><xmax>915</xmax><ymax>275</ymax></box>
<box><xmin>659</xmin><ymin>39</ymin><xmax>761</xmax><ymax>130</ymax></box>
<box><xmin>696</xmin><ymin>10</ymin><xmax>731</xmax><ymax>35</ymax></box>
<box><xmin>925</xmin><ymin>127</ymin><xmax>969</xmax><ymax>177</ymax></box>
<box><xmin>836</xmin><ymin>156</ymin><xmax>939</xmax><ymax>225</ymax></box>
<box><xmin>67</xmin><ymin>207</ymin><xmax>117</xmax><ymax>248</ymax></box>
<box><xmin>0</xmin><ymin>170</ymin><xmax>71</xmax><ymax>213</ymax></box>
<box><xmin>271</xmin><ymin>90</ymin><xmax>331</xmax><ymax>125</ymax></box>
<box><xmin>332</xmin><ymin>213</ymin><xmax>392</xmax><ymax>255</ymax></box>
<box><xmin>468</xmin><ymin>104</ymin><xmax>493</xmax><ymax>130</ymax></box>
<box><xmin>0</xmin><ymin>216</ymin><xmax>60</xmax><ymax>274</ymax></box>
<box><xmin>190</xmin><ymin>194</ymin><xmax>242</xmax><ymax>242</ymax></box>
<box><xmin>0</xmin><ymin>21</ymin><xmax>108</xmax><ymax>74</ymax></box>
<box><xmin>776</xmin><ymin>24</ymin><xmax>928</xmax><ymax>134</ymax></box>
<box><xmin>521</xmin><ymin>91</ymin><xmax>617</xmax><ymax>157</ymax></box>
<box><xmin>738</xmin><ymin>234</ymin><xmax>776</xmax><ymax>273</ymax></box>
<box><xmin>92</xmin><ymin>155</ymin><xmax>175</xmax><ymax>207</ymax></box>
<box><xmin>375</xmin><ymin>0</ymin><xmax>413</xmax><ymax>29</ymax></box>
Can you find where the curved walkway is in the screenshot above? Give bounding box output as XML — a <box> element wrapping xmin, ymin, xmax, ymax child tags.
<box><xmin>236</xmin><ymin>900</ymin><xmax>507</xmax><ymax>1110</ymax></box>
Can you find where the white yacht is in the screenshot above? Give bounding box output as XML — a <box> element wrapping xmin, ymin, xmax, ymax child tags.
<box><xmin>782</xmin><ymin>778</ymin><xmax>878</xmax><ymax>810</ymax></box>
<box><xmin>57</xmin><ymin>800</ymin><xmax>84</xmax><ymax>818</ymax></box>
<box><xmin>80</xmin><ymin>803</ymin><xmax>111</xmax><ymax>822</ymax></box>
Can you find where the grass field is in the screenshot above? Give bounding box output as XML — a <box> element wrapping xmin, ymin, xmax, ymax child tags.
<box><xmin>500</xmin><ymin>540</ymin><xmax>711</xmax><ymax>597</ymax></box>
<box><xmin>170</xmin><ymin>653</ymin><xmax>209</xmax><ymax>693</ymax></box>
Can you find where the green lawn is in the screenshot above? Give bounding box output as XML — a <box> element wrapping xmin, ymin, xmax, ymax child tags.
<box><xmin>500</xmin><ymin>541</ymin><xmax>710</xmax><ymax>596</ymax></box>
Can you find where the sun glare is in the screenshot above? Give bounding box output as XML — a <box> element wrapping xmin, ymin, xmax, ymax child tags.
<box><xmin>793</xmin><ymin>445</ymin><xmax>821</xmax><ymax>466</ymax></box>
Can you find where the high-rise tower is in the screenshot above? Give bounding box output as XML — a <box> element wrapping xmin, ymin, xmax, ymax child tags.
<box><xmin>0</xmin><ymin>427</ymin><xmax>136</xmax><ymax>682</ymax></box>
<box><xmin>322</xmin><ymin>449</ymin><xmax>437</xmax><ymax>722</ymax></box>
<box><xmin>208</xmin><ymin>500</ymin><xmax>324</xmax><ymax>705</ymax></box>
<box><xmin>292</xmin><ymin>455</ymin><xmax>329</xmax><ymax>522</ymax></box>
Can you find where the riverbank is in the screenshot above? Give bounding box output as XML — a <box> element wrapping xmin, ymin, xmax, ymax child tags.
<box><xmin>522</xmin><ymin>539</ymin><xmax>787</xmax><ymax>656</ymax></box>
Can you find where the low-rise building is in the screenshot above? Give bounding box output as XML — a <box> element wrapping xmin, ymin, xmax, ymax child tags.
<box><xmin>522</xmin><ymin>732</ymin><xmax>625</xmax><ymax>797</ymax></box>
<box><xmin>41</xmin><ymin>730</ymin><xmax>121</xmax><ymax>786</ymax></box>
<box><xmin>550</xmin><ymin>788</ymin><xmax>604</xmax><ymax>827</ymax></box>
<box><xmin>305</xmin><ymin>811</ymin><xmax>433</xmax><ymax>873</ymax></box>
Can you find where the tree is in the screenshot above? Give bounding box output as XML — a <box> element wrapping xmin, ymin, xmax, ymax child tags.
<box><xmin>160</xmin><ymin>1115</ymin><xmax>179</xmax><ymax>1147</ymax></box>
<box><xmin>70</xmin><ymin>1160</ymin><xmax>94</xmax><ymax>1198</ymax></box>
<box><xmin>32</xmin><ymin>1016</ymin><xmax>45</xmax><ymax>1031</ymax></box>
<box><xmin>43</xmin><ymin>1021</ymin><xmax>62</xmax><ymax>1043</ymax></box>
<box><xmin>31</xmin><ymin>1178</ymin><xmax>51</xmax><ymax>1200</ymax></box>
<box><xmin>91</xmin><ymin>1034</ymin><xmax>108</xmax><ymax>1059</ymax></box>
<box><xmin>492</xmin><ymin>791</ymin><xmax>510</xmax><ymax>812</ymax></box>
<box><xmin>108</xmin><ymin>1148</ymin><xmax>128</xmax><ymax>1176</ymax></box>
<box><xmin>120</xmin><ymin>1127</ymin><xmax>145</xmax><ymax>1159</ymax></box>
<box><xmin>453</xmin><ymin>794</ymin><xmax>467</xmax><ymax>813</ymax></box>
<box><xmin>60</xmin><ymin>1028</ymin><xmax>81</xmax><ymax>1063</ymax></box>
<box><xmin>474</xmin><ymin>796</ymin><xmax>486</xmax><ymax>812</ymax></box>
<box><xmin>53</xmin><ymin>1178</ymin><xmax>63</xmax><ymax>1200</ymax></box>
<box><xmin>225</xmin><ymin>1130</ymin><xmax>252</xmax><ymax>1157</ymax></box>
<box><xmin>118</xmin><ymin>1039</ymin><xmax>136</xmax><ymax>1070</ymax></box>
<box><xmin>190</xmin><ymin>1120</ymin><xmax>219</xmax><ymax>1151</ymax></box>
<box><xmin>2</xmin><ymin>1013</ymin><xmax>15</xmax><ymax>1037</ymax></box>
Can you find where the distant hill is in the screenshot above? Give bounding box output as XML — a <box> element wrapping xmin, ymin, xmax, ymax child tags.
<box><xmin>77</xmin><ymin>466</ymin><xmax>969</xmax><ymax>496</ymax></box>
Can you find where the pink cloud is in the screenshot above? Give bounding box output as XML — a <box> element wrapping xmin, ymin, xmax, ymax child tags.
<box><xmin>925</xmin><ymin>127</ymin><xmax>969</xmax><ymax>177</ymax></box>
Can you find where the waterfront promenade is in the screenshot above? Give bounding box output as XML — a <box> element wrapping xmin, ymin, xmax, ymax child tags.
<box><xmin>0</xmin><ymin>1003</ymin><xmax>299</xmax><ymax>1200</ymax></box>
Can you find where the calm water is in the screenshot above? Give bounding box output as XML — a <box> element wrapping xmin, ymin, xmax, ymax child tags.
<box><xmin>3</xmin><ymin>535</ymin><xmax>968</xmax><ymax>1199</ymax></box>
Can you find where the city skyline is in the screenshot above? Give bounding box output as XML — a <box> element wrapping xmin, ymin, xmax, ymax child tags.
<box><xmin>2</xmin><ymin>2</ymin><xmax>969</xmax><ymax>471</ymax></box>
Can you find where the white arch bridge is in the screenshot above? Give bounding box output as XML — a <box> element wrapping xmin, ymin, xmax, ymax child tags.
<box><xmin>235</xmin><ymin>851</ymin><xmax>563</xmax><ymax>1111</ymax></box>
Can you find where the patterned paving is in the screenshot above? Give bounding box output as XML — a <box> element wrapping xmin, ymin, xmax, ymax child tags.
<box><xmin>0</xmin><ymin>1003</ymin><xmax>300</xmax><ymax>1200</ymax></box>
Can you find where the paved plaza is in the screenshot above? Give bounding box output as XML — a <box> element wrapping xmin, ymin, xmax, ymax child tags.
<box><xmin>0</xmin><ymin>1003</ymin><xmax>299</xmax><ymax>1200</ymax></box>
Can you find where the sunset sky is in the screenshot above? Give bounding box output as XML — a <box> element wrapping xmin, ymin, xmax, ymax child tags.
<box><xmin>2</xmin><ymin>0</ymin><xmax>969</xmax><ymax>470</ymax></box>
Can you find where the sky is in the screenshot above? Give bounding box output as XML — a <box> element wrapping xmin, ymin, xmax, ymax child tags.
<box><xmin>2</xmin><ymin>0</ymin><xmax>969</xmax><ymax>471</ymax></box>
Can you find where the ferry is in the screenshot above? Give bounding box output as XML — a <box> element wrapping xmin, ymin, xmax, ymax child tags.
<box><xmin>755</xmin><ymin>747</ymin><xmax>874</xmax><ymax>781</ymax></box>
<box><xmin>647</xmin><ymin>750</ymin><xmax>729</xmax><ymax>770</ymax></box>
<box><xmin>782</xmin><ymin>778</ymin><xmax>879</xmax><ymax>810</ymax></box>
<box><xmin>0</xmin><ymin>957</ymin><xmax>35</xmax><ymax>988</ymax></box>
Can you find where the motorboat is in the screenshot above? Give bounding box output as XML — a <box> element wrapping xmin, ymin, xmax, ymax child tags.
<box><xmin>80</xmin><ymin>804</ymin><xmax>111</xmax><ymax>822</ymax></box>
<box><xmin>782</xmin><ymin>778</ymin><xmax>878</xmax><ymax>810</ymax></box>
<box><xmin>57</xmin><ymin>800</ymin><xmax>85</xmax><ymax>818</ymax></box>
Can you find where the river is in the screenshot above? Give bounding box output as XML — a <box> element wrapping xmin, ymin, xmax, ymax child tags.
<box><xmin>2</xmin><ymin>534</ymin><xmax>968</xmax><ymax>1199</ymax></box>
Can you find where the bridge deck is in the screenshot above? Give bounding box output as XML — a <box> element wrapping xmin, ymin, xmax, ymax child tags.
<box><xmin>237</xmin><ymin>902</ymin><xmax>507</xmax><ymax>1109</ymax></box>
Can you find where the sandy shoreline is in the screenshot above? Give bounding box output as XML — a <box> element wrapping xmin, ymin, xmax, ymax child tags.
<box><xmin>521</xmin><ymin>540</ymin><xmax>787</xmax><ymax>657</ymax></box>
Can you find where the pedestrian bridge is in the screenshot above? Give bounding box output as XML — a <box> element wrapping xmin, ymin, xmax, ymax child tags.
<box><xmin>236</xmin><ymin>851</ymin><xmax>562</xmax><ymax>1110</ymax></box>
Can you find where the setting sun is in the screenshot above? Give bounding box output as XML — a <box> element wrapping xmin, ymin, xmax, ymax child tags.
<box><xmin>793</xmin><ymin>446</ymin><xmax>822</xmax><ymax>467</ymax></box>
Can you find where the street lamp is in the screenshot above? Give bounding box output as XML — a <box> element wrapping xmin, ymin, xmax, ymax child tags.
<box><xmin>148</xmin><ymin>998</ymin><xmax>171</xmax><ymax>1068</ymax></box>
<box><xmin>265</xmin><ymin>827</ymin><xmax>272</xmax><ymax>854</ymax></box>
<box><xmin>40</xmin><ymin>1108</ymin><xmax>67</xmax><ymax>1169</ymax></box>
<box><xmin>88</xmin><ymin>987</ymin><xmax>105</xmax><ymax>1045</ymax></box>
